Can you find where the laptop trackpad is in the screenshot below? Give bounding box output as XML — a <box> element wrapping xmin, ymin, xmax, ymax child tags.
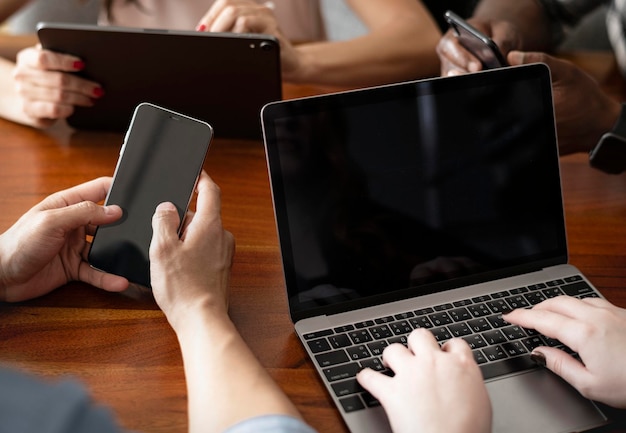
<box><xmin>487</xmin><ymin>368</ymin><xmax>608</xmax><ymax>433</ymax></box>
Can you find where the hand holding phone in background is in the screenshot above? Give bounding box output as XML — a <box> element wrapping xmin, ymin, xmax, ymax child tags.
<box><xmin>442</xmin><ymin>10</ymin><xmax>508</xmax><ymax>72</ymax></box>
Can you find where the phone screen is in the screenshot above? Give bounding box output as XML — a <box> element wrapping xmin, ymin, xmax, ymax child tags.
<box><xmin>445</xmin><ymin>10</ymin><xmax>507</xmax><ymax>69</ymax></box>
<box><xmin>88</xmin><ymin>103</ymin><xmax>213</xmax><ymax>287</ymax></box>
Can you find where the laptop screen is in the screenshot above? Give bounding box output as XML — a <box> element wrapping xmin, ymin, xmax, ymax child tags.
<box><xmin>262</xmin><ymin>64</ymin><xmax>566</xmax><ymax>321</ymax></box>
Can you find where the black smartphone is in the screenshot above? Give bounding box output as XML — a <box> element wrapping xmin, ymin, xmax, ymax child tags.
<box><xmin>444</xmin><ymin>10</ymin><xmax>508</xmax><ymax>69</ymax></box>
<box><xmin>88</xmin><ymin>103</ymin><xmax>213</xmax><ymax>288</ymax></box>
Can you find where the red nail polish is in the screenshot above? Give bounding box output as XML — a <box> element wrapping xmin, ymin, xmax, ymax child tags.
<box><xmin>93</xmin><ymin>87</ymin><xmax>104</xmax><ymax>97</ymax></box>
<box><xmin>197</xmin><ymin>24</ymin><xmax>206</xmax><ymax>32</ymax></box>
<box><xmin>73</xmin><ymin>61</ymin><xmax>85</xmax><ymax>70</ymax></box>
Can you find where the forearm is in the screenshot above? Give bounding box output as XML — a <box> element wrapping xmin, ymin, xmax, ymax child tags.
<box><xmin>175</xmin><ymin>309</ymin><xmax>302</xmax><ymax>433</ymax></box>
<box><xmin>290</xmin><ymin>6</ymin><xmax>440</xmax><ymax>87</ymax></box>
<box><xmin>0</xmin><ymin>33</ymin><xmax>37</xmax><ymax>61</ymax></box>
<box><xmin>474</xmin><ymin>0</ymin><xmax>555</xmax><ymax>51</ymax></box>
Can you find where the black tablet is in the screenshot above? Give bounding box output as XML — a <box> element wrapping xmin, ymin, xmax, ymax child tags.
<box><xmin>37</xmin><ymin>22</ymin><xmax>282</xmax><ymax>139</ymax></box>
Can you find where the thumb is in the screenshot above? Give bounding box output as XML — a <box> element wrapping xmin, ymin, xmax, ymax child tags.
<box><xmin>507</xmin><ymin>50</ymin><xmax>547</xmax><ymax>66</ymax></box>
<box><xmin>151</xmin><ymin>202</ymin><xmax>181</xmax><ymax>248</ymax></box>
<box><xmin>50</xmin><ymin>202</ymin><xmax>122</xmax><ymax>232</ymax></box>
<box><xmin>532</xmin><ymin>348</ymin><xmax>593</xmax><ymax>393</ymax></box>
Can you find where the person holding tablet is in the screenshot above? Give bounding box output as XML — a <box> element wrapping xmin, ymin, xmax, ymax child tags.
<box><xmin>0</xmin><ymin>0</ymin><xmax>442</xmax><ymax>129</ymax></box>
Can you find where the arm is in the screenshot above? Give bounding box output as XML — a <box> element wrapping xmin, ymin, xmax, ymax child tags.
<box><xmin>150</xmin><ymin>172</ymin><xmax>306</xmax><ymax>433</ymax></box>
<box><xmin>197</xmin><ymin>0</ymin><xmax>441</xmax><ymax>87</ymax></box>
<box><xmin>0</xmin><ymin>177</ymin><xmax>128</xmax><ymax>302</ymax></box>
<box><xmin>504</xmin><ymin>296</ymin><xmax>626</xmax><ymax>409</ymax></box>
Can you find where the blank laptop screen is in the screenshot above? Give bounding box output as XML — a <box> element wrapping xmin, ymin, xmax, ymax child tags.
<box><xmin>262</xmin><ymin>64</ymin><xmax>566</xmax><ymax>319</ymax></box>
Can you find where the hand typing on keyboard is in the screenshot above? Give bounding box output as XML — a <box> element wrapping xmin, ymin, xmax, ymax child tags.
<box><xmin>357</xmin><ymin>328</ymin><xmax>492</xmax><ymax>433</ymax></box>
<box><xmin>504</xmin><ymin>296</ymin><xmax>626</xmax><ymax>409</ymax></box>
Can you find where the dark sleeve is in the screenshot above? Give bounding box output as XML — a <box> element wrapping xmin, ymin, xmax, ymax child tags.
<box><xmin>0</xmin><ymin>367</ymin><xmax>123</xmax><ymax>433</ymax></box>
<box><xmin>537</xmin><ymin>0</ymin><xmax>610</xmax><ymax>45</ymax></box>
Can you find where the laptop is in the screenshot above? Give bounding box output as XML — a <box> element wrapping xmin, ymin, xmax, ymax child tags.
<box><xmin>37</xmin><ymin>22</ymin><xmax>282</xmax><ymax>139</ymax></box>
<box><xmin>261</xmin><ymin>63</ymin><xmax>610</xmax><ymax>433</ymax></box>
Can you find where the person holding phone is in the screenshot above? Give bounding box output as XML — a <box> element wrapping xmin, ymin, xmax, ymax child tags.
<box><xmin>4</xmin><ymin>170</ymin><xmax>626</xmax><ymax>431</ymax></box>
<box><xmin>0</xmin><ymin>0</ymin><xmax>442</xmax><ymax>129</ymax></box>
<box><xmin>436</xmin><ymin>0</ymin><xmax>626</xmax><ymax>173</ymax></box>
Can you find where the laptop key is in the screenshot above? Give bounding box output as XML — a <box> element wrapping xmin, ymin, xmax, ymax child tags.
<box><xmin>360</xmin><ymin>357</ymin><xmax>384</xmax><ymax>371</ymax></box>
<box><xmin>482</xmin><ymin>345</ymin><xmax>508</xmax><ymax>362</ymax></box>
<box><xmin>501</xmin><ymin>341</ymin><xmax>528</xmax><ymax>356</ymax></box>
<box><xmin>339</xmin><ymin>395</ymin><xmax>365</xmax><ymax>413</ymax></box>
<box><xmin>332</xmin><ymin>378</ymin><xmax>364</xmax><ymax>397</ymax></box>
<box><xmin>482</xmin><ymin>329</ymin><xmax>507</xmax><ymax>345</ymax></box>
<box><xmin>328</xmin><ymin>334</ymin><xmax>352</xmax><ymax>349</ymax></box>
<box><xmin>346</xmin><ymin>345</ymin><xmax>371</xmax><ymax>361</ymax></box>
<box><xmin>316</xmin><ymin>350</ymin><xmax>349</xmax><ymax>367</ymax></box>
<box><xmin>463</xmin><ymin>334</ymin><xmax>488</xmax><ymax>349</ymax></box>
<box><xmin>308</xmin><ymin>338</ymin><xmax>331</xmax><ymax>353</ymax></box>
<box><xmin>303</xmin><ymin>329</ymin><xmax>333</xmax><ymax>340</ymax></box>
<box><xmin>448</xmin><ymin>322</ymin><xmax>472</xmax><ymax>337</ymax></box>
<box><xmin>323</xmin><ymin>362</ymin><xmax>361</xmax><ymax>382</ymax></box>
<box><xmin>369</xmin><ymin>325</ymin><xmax>393</xmax><ymax>340</ymax></box>
<box><xmin>349</xmin><ymin>330</ymin><xmax>373</xmax><ymax>344</ymax></box>
<box><xmin>367</xmin><ymin>341</ymin><xmax>388</xmax><ymax>356</ymax></box>
<box><xmin>561</xmin><ymin>281</ymin><xmax>593</xmax><ymax>296</ymax></box>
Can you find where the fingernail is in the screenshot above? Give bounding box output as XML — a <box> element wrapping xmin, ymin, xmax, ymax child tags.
<box><xmin>73</xmin><ymin>60</ymin><xmax>85</xmax><ymax>70</ymax></box>
<box><xmin>468</xmin><ymin>61</ymin><xmax>481</xmax><ymax>72</ymax></box>
<box><xmin>93</xmin><ymin>87</ymin><xmax>104</xmax><ymax>98</ymax></box>
<box><xmin>530</xmin><ymin>351</ymin><xmax>546</xmax><ymax>367</ymax></box>
<box><xmin>196</xmin><ymin>24</ymin><xmax>206</xmax><ymax>32</ymax></box>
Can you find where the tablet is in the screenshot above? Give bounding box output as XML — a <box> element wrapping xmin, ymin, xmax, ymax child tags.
<box><xmin>37</xmin><ymin>22</ymin><xmax>282</xmax><ymax>139</ymax></box>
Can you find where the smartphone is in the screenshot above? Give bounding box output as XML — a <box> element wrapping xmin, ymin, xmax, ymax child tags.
<box><xmin>444</xmin><ymin>10</ymin><xmax>508</xmax><ymax>69</ymax></box>
<box><xmin>88</xmin><ymin>103</ymin><xmax>213</xmax><ymax>288</ymax></box>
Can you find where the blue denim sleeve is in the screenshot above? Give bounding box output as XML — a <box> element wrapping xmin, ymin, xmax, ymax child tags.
<box><xmin>223</xmin><ymin>415</ymin><xmax>319</xmax><ymax>433</ymax></box>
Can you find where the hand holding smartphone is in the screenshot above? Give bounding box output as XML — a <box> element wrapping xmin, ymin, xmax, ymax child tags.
<box><xmin>444</xmin><ymin>10</ymin><xmax>508</xmax><ymax>69</ymax></box>
<box><xmin>88</xmin><ymin>103</ymin><xmax>213</xmax><ymax>288</ymax></box>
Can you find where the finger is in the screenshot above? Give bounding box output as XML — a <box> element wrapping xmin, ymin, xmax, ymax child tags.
<box><xmin>356</xmin><ymin>367</ymin><xmax>392</xmax><ymax>401</ymax></box>
<box><xmin>36</xmin><ymin>177</ymin><xmax>113</xmax><ymax>211</ymax></box>
<box><xmin>531</xmin><ymin>295</ymin><xmax>598</xmax><ymax>318</ymax></box>
<box><xmin>208</xmin><ymin>5</ymin><xmax>245</xmax><ymax>32</ymax></box>
<box><xmin>14</xmin><ymin>67</ymin><xmax>103</xmax><ymax>101</ymax></box>
<box><xmin>437</xmin><ymin>33</ymin><xmax>482</xmax><ymax>74</ymax></box>
<box><xmin>381</xmin><ymin>342</ymin><xmax>413</xmax><ymax>372</ymax></box>
<box><xmin>407</xmin><ymin>327</ymin><xmax>440</xmax><ymax>354</ymax></box>
<box><xmin>150</xmin><ymin>202</ymin><xmax>181</xmax><ymax>252</ymax></box>
<box><xmin>531</xmin><ymin>347</ymin><xmax>593</xmax><ymax>395</ymax></box>
<box><xmin>503</xmin><ymin>307</ymin><xmax>585</xmax><ymax>350</ymax></box>
<box><xmin>17</xmin><ymin>46</ymin><xmax>85</xmax><ymax>72</ymax></box>
<box><xmin>192</xmin><ymin>171</ymin><xmax>222</xmax><ymax>225</ymax></box>
<box><xmin>77</xmin><ymin>260</ymin><xmax>129</xmax><ymax>292</ymax></box>
<box><xmin>441</xmin><ymin>337</ymin><xmax>473</xmax><ymax>358</ymax></box>
<box><xmin>45</xmin><ymin>202</ymin><xmax>122</xmax><ymax>234</ymax></box>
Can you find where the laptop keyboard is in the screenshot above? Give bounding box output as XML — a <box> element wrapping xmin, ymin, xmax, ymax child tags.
<box><xmin>302</xmin><ymin>275</ymin><xmax>599</xmax><ymax>413</ymax></box>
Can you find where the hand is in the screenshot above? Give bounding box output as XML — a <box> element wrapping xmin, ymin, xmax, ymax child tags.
<box><xmin>12</xmin><ymin>46</ymin><xmax>104</xmax><ymax>127</ymax></box>
<box><xmin>508</xmin><ymin>51</ymin><xmax>621</xmax><ymax>155</ymax></box>
<box><xmin>0</xmin><ymin>177</ymin><xmax>128</xmax><ymax>302</ymax></box>
<box><xmin>357</xmin><ymin>328</ymin><xmax>492</xmax><ymax>433</ymax></box>
<box><xmin>437</xmin><ymin>19</ymin><xmax>520</xmax><ymax>76</ymax></box>
<box><xmin>149</xmin><ymin>171</ymin><xmax>235</xmax><ymax>331</ymax></box>
<box><xmin>504</xmin><ymin>296</ymin><xmax>626</xmax><ymax>408</ymax></box>
<box><xmin>196</xmin><ymin>0</ymin><xmax>301</xmax><ymax>81</ymax></box>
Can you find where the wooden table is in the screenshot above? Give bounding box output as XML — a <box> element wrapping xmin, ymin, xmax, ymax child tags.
<box><xmin>2</xmin><ymin>69</ymin><xmax>626</xmax><ymax>432</ymax></box>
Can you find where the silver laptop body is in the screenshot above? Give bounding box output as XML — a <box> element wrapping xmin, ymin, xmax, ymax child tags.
<box><xmin>262</xmin><ymin>64</ymin><xmax>609</xmax><ymax>433</ymax></box>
